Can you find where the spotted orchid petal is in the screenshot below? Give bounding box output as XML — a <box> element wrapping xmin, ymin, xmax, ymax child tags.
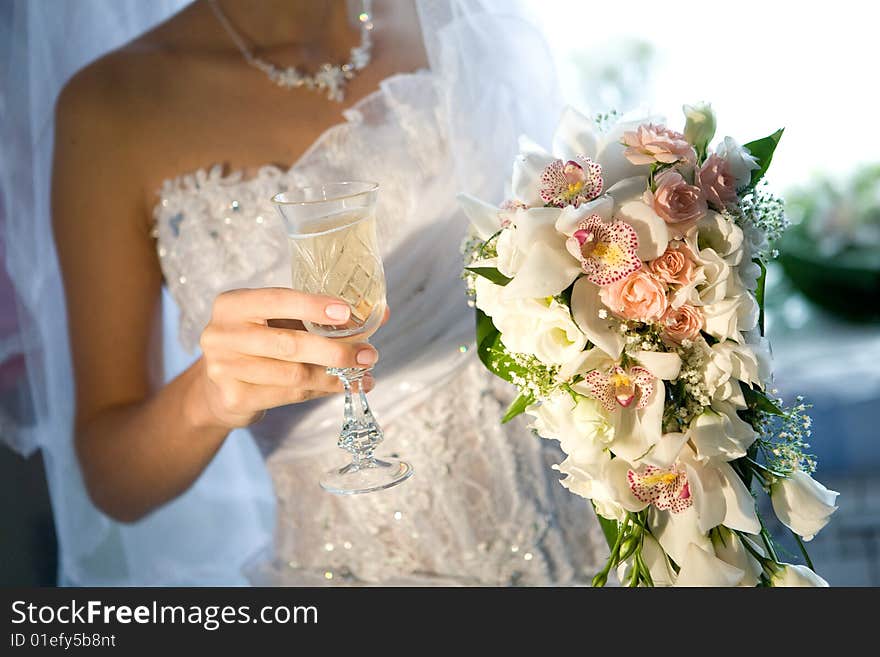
<box><xmin>539</xmin><ymin>156</ymin><xmax>604</xmax><ymax>208</ymax></box>
<box><xmin>565</xmin><ymin>215</ymin><xmax>642</xmax><ymax>286</ymax></box>
<box><xmin>628</xmin><ymin>463</ymin><xmax>693</xmax><ymax>513</ymax></box>
<box><xmin>582</xmin><ymin>365</ymin><xmax>654</xmax><ymax>412</ymax></box>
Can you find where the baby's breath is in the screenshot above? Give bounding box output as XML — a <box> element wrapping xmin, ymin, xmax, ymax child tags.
<box><xmin>754</xmin><ymin>394</ymin><xmax>817</xmax><ymax>475</ymax></box>
<box><xmin>499</xmin><ymin>351</ymin><xmax>561</xmax><ymax>401</ymax></box>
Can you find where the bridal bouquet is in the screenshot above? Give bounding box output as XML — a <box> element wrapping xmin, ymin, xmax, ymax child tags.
<box><xmin>460</xmin><ymin>104</ymin><xmax>838</xmax><ymax>586</ymax></box>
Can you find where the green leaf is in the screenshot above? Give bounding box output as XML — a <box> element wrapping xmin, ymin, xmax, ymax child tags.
<box><xmin>501</xmin><ymin>392</ymin><xmax>535</xmax><ymax>424</ymax></box>
<box><xmin>594</xmin><ymin>505</ymin><xmax>620</xmax><ymax>550</ymax></box>
<box><xmin>475</xmin><ymin>309</ymin><xmax>530</xmax><ymax>385</ymax></box>
<box><xmin>755</xmin><ymin>258</ymin><xmax>767</xmax><ymax>336</ymax></box>
<box><xmin>465</xmin><ymin>266</ymin><xmax>511</xmax><ymax>286</ymax></box>
<box><xmin>743</xmin><ymin>129</ymin><xmax>784</xmax><ymax>189</ymax></box>
<box><xmin>741</xmin><ymin>383</ymin><xmax>785</xmax><ymax>416</ymax></box>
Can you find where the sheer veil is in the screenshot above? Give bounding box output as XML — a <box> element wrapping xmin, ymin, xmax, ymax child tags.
<box><xmin>0</xmin><ymin>0</ymin><xmax>562</xmax><ymax>585</ymax></box>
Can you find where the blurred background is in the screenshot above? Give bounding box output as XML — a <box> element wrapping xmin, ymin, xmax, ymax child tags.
<box><xmin>2</xmin><ymin>0</ymin><xmax>878</xmax><ymax>586</ymax></box>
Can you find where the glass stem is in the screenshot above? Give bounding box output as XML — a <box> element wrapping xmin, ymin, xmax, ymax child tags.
<box><xmin>329</xmin><ymin>367</ymin><xmax>384</xmax><ymax>467</ymax></box>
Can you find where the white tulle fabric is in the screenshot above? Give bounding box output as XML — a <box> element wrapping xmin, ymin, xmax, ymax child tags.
<box><xmin>2</xmin><ymin>0</ymin><xmax>605</xmax><ymax>585</ymax></box>
<box><xmin>155</xmin><ymin>72</ymin><xmax>605</xmax><ymax>584</ymax></box>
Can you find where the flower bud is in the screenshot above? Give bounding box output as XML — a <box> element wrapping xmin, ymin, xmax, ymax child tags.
<box><xmin>683</xmin><ymin>102</ymin><xmax>716</xmax><ymax>155</ymax></box>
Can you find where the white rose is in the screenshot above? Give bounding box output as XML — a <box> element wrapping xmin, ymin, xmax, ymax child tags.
<box><xmin>771</xmin><ymin>471</ymin><xmax>839</xmax><ymax>541</ymax></box>
<box><xmin>714</xmin><ymin>136</ymin><xmax>760</xmax><ymax>190</ymax></box>
<box><xmin>692</xmin><ymin>211</ymin><xmax>745</xmax><ymax>263</ymax></box>
<box><xmin>740</xmin><ymin>218</ymin><xmax>770</xmax><ymax>263</ymax></box>
<box><xmin>687</xmin><ymin>403</ymin><xmax>756</xmax><ymax>463</ymax></box>
<box><xmin>528</xmin><ymin>392</ymin><xmax>613</xmax><ymax>459</ymax></box>
<box><xmin>495</xmin><ymin>228</ymin><xmax>524</xmax><ymax>278</ymax></box>
<box><xmin>771</xmin><ymin>563</ymin><xmax>829</xmax><ymax>587</ymax></box>
<box><xmin>491</xmin><ymin>297</ymin><xmax>586</xmax><ymax>366</ymax></box>
<box><xmin>702</xmin><ymin>294</ymin><xmax>759</xmax><ymax>343</ymax></box>
<box><xmin>703</xmin><ymin>340</ymin><xmax>764</xmax><ymax>403</ymax></box>
<box><xmin>531</xmin><ymin>301</ymin><xmax>589</xmax><ymax>366</ymax></box>
<box><xmin>473</xmin><ymin>274</ymin><xmax>506</xmax><ymax>319</ymax></box>
<box><xmin>554</xmin><ymin>451</ymin><xmax>627</xmax><ymax>522</ymax></box>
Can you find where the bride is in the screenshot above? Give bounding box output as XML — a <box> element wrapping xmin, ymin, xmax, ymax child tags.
<box><xmin>6</xmin><ymin>0</ymin><xmax>606</xmax><ymax>585</ymax></box>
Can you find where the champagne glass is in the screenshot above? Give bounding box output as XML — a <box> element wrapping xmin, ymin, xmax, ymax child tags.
<box><xmin>273</xmin><ymin>182</ymin><xmax>413</xmax><ymax>495</ymax></box>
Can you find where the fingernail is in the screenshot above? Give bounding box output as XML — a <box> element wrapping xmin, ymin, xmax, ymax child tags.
<box><xmin>325</xmin><ymin>304</ymin><xmax>350</xmax><ymax>321</ymax></box>
<box><xmin>356</xmin><ymin>348</ymin><xmax>377</xmax><ymax>366</ymax></box>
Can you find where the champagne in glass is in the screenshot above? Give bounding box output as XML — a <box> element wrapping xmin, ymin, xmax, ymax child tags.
<box><xmin>273</xmin><ymin>182</ymin><xmax>413</xmax><ymax>495</ymax></box>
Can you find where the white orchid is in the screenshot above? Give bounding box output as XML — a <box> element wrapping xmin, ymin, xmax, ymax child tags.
<box><xmin>562</xmin><ymin>348</ymin><xmax>681</xmax><ymax>463</ymax></box>
<box><xmin>771</xmin><ymin>471</ymin><xmax>839</xmax><ymax>541</ymax></box>
<box><xmin>771</xmin><ymin>563</ymin><xmax>829</xmax><ymax>587</ymax></box>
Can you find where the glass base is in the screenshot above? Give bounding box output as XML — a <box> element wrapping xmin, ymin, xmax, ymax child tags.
<box><xmin>319</xmin><ymin>457</ymin><xmax>414</xmax><ymax>495</ymax></box>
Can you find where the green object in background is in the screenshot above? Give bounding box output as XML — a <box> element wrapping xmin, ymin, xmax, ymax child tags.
<box><xmin>779</xmin><ymin>165</ymin><xmax>880</xmax><ymax>323</ymax></box>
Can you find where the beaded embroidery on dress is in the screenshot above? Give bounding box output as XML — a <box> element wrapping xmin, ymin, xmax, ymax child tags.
<box><xmin>153</xmin><ymin>72</ymin><xmax>606</xmax><ymax>585</ymax></box>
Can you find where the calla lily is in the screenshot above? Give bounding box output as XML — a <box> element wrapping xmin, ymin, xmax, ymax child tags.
<box><xmin>616</xmin><ymin>534</ymin><xmax>676</xmax><ymax>587</ymax></box>
<box><xmin>651</xmin><ymin>505</ymin><xmax>713</xmax><ymax>566</ymax></box>
<box><xmin>771</xmin><ymin>563</ymin><xmax>829</xmax><ymax>587</ymax></box>
<box><xmin>680</xmin><ymin>446</ymin><xmax>760</xmax><ymax>534</ymax></box>
<box><xmin>771</xmin><ymin>471</ymin><xmax>839</xmax><ymax>541</ymax></box>
<box><xmin>712</xmin><ymin>527</ymin><xmax>763</xmax><ymax>587</ymax></box>
<box><xmin>674</xmin><ymin>543</ymin><xmax>745</xmax><ymax>587</ymax></box>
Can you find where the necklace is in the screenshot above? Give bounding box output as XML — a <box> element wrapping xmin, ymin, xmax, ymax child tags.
<box><xmin>208</xmin><ymin>0</ymin><xmax>374</xmax><ymax>102</ymax></box>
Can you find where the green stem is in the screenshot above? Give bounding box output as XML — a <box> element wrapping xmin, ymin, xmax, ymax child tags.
<box><xmin>791</xmin><ymin>531</ymin><xmax>815</xmax><ymax>571</ymax></box>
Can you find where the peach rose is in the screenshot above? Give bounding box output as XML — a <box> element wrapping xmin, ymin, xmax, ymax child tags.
<box><xmin>599</xmin><ymin>270</ymin><xmax>668</xmax><ymax>322</ymax></box>
<box><xmin>649</xmin><ymin>241</ymin><xmax>697</xmax><ymax>287</ymax></box>
<box><xmin>661</xmin><ymin>304</ymin><xmax>703</xmax><ymax>344</ymax></box>
<box><xmin>699</xmin><ymin>154</ymin><xmax>739</xmax><ymax>210</ymax></box>
<box><xmin>651</xmin><ymin>171</ymin><xmax>708</xmax><ymax>229</ymax></box>
<box><xmin>622</xmin><ymin>124</ymin><xmax>696</xmax><ymax>166</ymax></box>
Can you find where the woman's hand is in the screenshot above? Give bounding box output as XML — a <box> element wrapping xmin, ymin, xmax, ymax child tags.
<box><xmin>196</xmin><ymin>287</ymin><xmax>379</xmax><ymax>429</ymax></box>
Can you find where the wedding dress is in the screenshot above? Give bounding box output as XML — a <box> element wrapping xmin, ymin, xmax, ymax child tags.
<box><xmin>3</xmin><ymin>0</ymin><xmax>607</xmax><ymax>585</ymax></box>
<box><xmin>154</xmin><ymin>71</ymin><xmax>605</xmax><ymax>585</ymax></box>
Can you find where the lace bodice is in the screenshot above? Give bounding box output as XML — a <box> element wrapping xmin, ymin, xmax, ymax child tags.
<box><xmin>153</xmin><ymin>72</ymin><xmax>605</xmax><ymax>585</ymax></box>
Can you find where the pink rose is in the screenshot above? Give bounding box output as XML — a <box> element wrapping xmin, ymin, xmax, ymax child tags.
<box><xmin>651</xmin><ymin>171</ymin><xmax>707</xmax><ymax>230</ymax></box>
<box><xmin>623</xmin><ymin>124</ymin><xmax>696</xmax><ymax>166</ymax></box>
<box><xmin>699</xmin><ymin>154</ymin><xmax>739</xmax><ymax>210</ymax></box>
<box><xmin>599</xmin><ymin>270</ymin><xmax>668</xmax><ymax>322</ymax></box>
<box><xmin>661</xmin><ymin>304</ymin><xmax>703</xmax><ymax>344</ymax></box>
<box><xmin>649</xmin><ymin>241</ymin><xmax>697</xmax><ymax>287</ymax></box>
